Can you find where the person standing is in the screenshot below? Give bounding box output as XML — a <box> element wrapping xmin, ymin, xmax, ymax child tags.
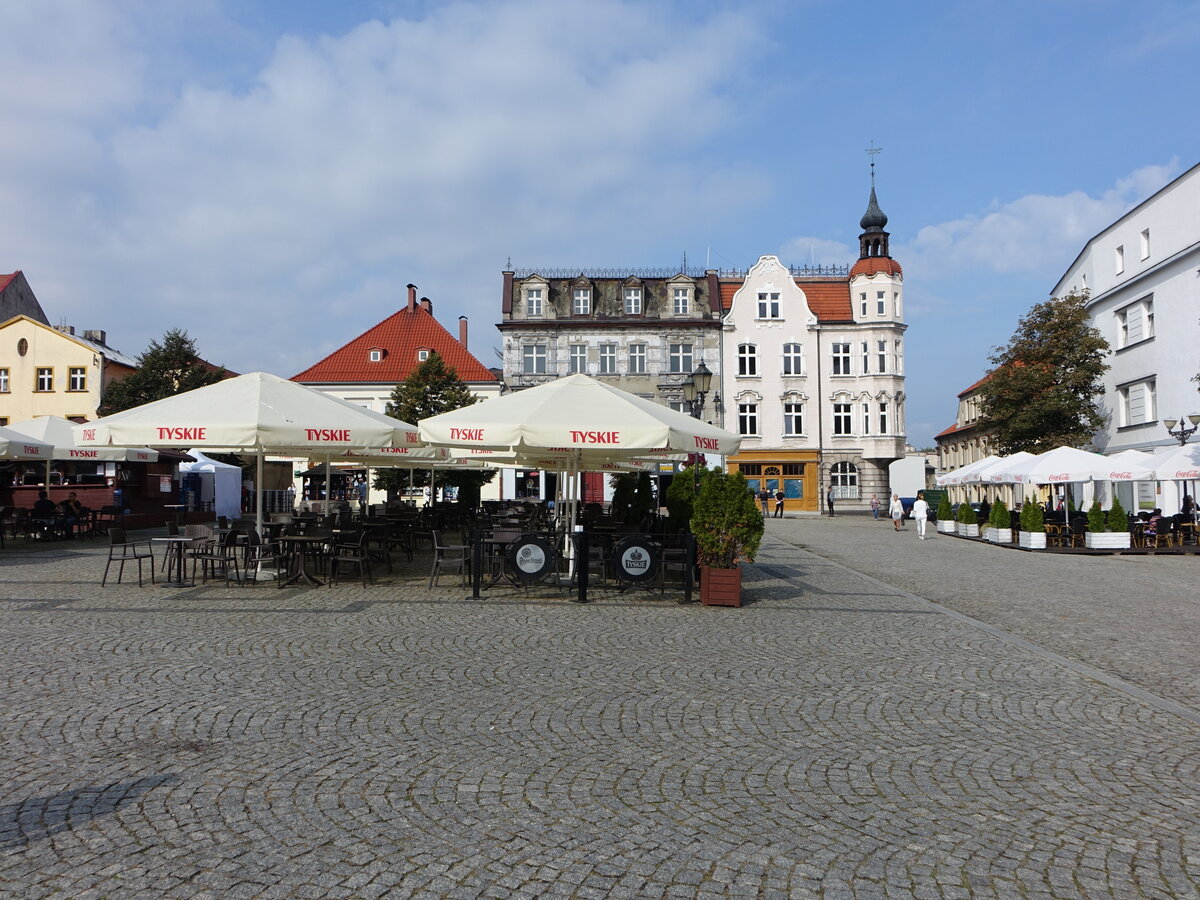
<box><xmin>774</xmin><ymin>489</ymin><xmax>785</xmax><ymax>518</ymax></box>
<box><xmin>869</xmin><ymin>494</ymin><xmax>880</xmax><ymax>520</ymax></box>
<box><xmin>888</xmin><ymin>493</ymin><xmax>904</xmax><ymax>531</ymax></box>
<box><xmin>758</xmin><ymin>488</ymin><xmax>770</xmax><ymax>516</ymax></box>
<box><xmin>826</xmin><ymin>487</ymin><xmax>835</xmax><ymax>517</ymax></box>
<box><xmin>912</xmin><ymin>491</ymin><xmax>930</xmax><ymax>540</ymax></box>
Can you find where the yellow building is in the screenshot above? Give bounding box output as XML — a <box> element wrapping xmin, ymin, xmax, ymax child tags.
<box><xmin>0</xmin><ymin>315</ymin><xmax>136</xmax><ymax>425</ymax></box>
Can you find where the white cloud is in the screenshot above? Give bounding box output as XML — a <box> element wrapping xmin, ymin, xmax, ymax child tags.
<box><xmin>0</xmin><ymin>0</ymin><xmax>762</xmax><ymax>373</ymax></box>
<box><xmin>897</xmin><ymin>162</ymin><xmax>1179</xmax><ymax>280</ymax></box>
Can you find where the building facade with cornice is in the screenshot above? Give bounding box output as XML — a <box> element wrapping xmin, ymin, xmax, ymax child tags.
<box><xmin>719</xmin><ymin>184</ymin><xmax>908</xmax><ymax>513</ymax></box>
<box><xmin>934</xmin><ymin>372</ymin><xmax>996</xmax><ymax>495</ymax></box>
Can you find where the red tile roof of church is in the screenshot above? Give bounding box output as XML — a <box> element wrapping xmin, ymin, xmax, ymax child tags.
<box><xmin>292</xmin><ymin>305</ymin><xmax>496</xmax><ymax>384</ymax></box>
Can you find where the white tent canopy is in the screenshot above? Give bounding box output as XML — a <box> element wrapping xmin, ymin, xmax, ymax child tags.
<box><xmin>935</xmin><ymin>455</ymin><xmax>1003</xmax><ymax>487</ymax></box>
<box><xmin>8</xmin><ymin>415</ymin><xmax>158</xmax><ymax>463</ymax></box>
<box><xmin>996</xmin><ymin>446</ymin><xmax>1156</xmax><ymax>485</ymax></box>
<box><xmin>1147</xmin><ymin>444</ymin><xmax>1200</xmax><ymax>481</ymax></box>
<box><xmin>179</xmin><ymin>450</ymin><xmax>243</xmax><ymax>521</ymax></box>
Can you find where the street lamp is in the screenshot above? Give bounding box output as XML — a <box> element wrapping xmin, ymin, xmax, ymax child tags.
<box><xmin>1164</xmin><ymin>414</ymin><xmax>1200</xmax><ymax>446</ymax></box>
<box><xmin>681</xmin><ymin>361</ymin><xmax>715</xmax><ymax>420</ymax></box>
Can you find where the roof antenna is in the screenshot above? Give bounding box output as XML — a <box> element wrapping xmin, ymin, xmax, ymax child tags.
<box><xmin>682</xmin><ymin>251</ymin><xmax>687</xmax><ymax>274</ymax></box>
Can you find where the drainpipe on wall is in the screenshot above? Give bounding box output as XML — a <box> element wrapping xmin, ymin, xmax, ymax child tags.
<box><xmin>816</xmin><ymin>326</ymin><xmax>825</xmax><ymax>515</ymax></box>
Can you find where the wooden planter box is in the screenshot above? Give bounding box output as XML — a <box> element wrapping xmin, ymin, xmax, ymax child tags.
<box><xmin>987</xmin><ymin>528</ymin><xmax>1012</xmax><ymax>544</ymax></box>
<box><xmin>699</xmin><ymin>565</ymin><xmax>742</xmax><ymax>607</ymax></box>
<box><xmin>957</xmin><ymin>523</ymin><xmax>980</xmax><ymax>538</ymax></box>
<box><xmin>1018</xmin><ymin>530</ymin><xmax>1046</xmax><ymax>549</ymax></box>
<box><xmin>1084</xmin><ymin>532</ymin><xmax>1131</xmax><ymax>550</ymax></box>
<box><xmin>937</xmin><ymin>519</ymin><xmax>957</xmax><ymax>534</ymax></box>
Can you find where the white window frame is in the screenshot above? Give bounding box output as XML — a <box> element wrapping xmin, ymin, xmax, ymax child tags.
<box><xmin>1140</xmin><ymin>228</ymin><xmax>1150</xmax><ymax>260</ymax></box>
<box><xmin>738</xmin><ymin>343</ymin><xmax>758</xmax><ymax>377</ymax></box>
<box><xmin>369</xmin><ymin>349</ymin><xmax>383</xmax><ymax>362</ymax></box>
<box><xmin>36</xmin><ymin>368</ymin><xmax>53</xmax><ymax>392</ymax></box>
<box><xmin>757</xmin><ymin>291</ymin><xmax>781</xmax><ymax>319</ymax></box>
<box><xmin>628</xmin><ymin>344</ymin><xmax>646</xmax><ymax>374</ymax></box>
<box><xmin>782</xmin><ymin>343</ymin><xmax>804</xmax><ymax>376</ymax></box>
<box><xmin>879</xmin><ymin>401</ymin><xmax>888</xmax><ymax>434</ymax></box>
<box><xmin>1116</xmin><ymin>297</ymin><xmax>1154</xmax><ymax>348</ymax></box>
<box><xmin>862</xmin><ymin>402</ymin><xmax>871</xmax><ymax>435</ymax></box>
<box><xmin>832</xmin><ymin>402</ymin><xmax>852</xmax><ymax>435</ymax></box>
<box><xmin>0</xmin><ymin>368</ymin><xmax>8</xmax><ymax>392</ymax></box>
<box><xmin>1118</xmin><ymin>378</ymin><xmax>1156</xmax><ymax>427</ymax></box>
<box><xmin>877</xmin><ymin>340</ymin><xmax>887</xmax><ymax>374</ymax></box>
<box><xmin>669</xmin><ymin>343</ymin><xmax>693</xmax><ymax>374</ymax></box>
<box><xmin>522</xmin><ymin>343</ymin><xmax>547</xmax><ymax>374</ymax></box>
<box><xmin>598</xmin><ymin>343</ymin><xmax>617</xmax><ymax>374</ymax></box>
<box><xmin>831</xmin><ymin>343</ymin><xmax>851</xmax><ymax>376</ymax></box>
<box><xmin>876</xmin><ymin>290</ymin><xmax>885</xmax><ymax>315</ymax></box>
<box><xmin>783</xmin><ymin>400</ymin><xmax>804</xmax><ymax>436</ymax></box>
<box><xmin>68</xmin><ymin>367</ymin><xmax>86</xmax><ymax>391</ymax></box>
<box><xmin>1115</xmin><ymin>245</ymin><xmax>1125</xmax><ymax>275</ymax></box>
<box><xmin>859</xmin><ymin>292</ymin><xmax>867</xmax><ymax>317</ymax></box>
<box><xmin>624</xmin><ymin>287</ymin><xmax>643</xmax><ymax>315</ymax></box>
<box><xmin>572</xmin><ymin>288</ymin><xmax>591</xmax><ymax>315</ymax></box>
<box><xmin>526</xmin><ymin>287</ymin><xmax>543</xmax><ymax>317</ymax></box>
<box><xmin>673</xmin><ymin>287</ymin><xmax>690</xmax><ymax>315</ymax></box>
<box><xmin>417</xmin><ymin>349</ymin><xmax>430</xmax><ymax>361</ymax></box>
<box><xmin>738</xmin><ymin>402</ymin><xmax>759</xmax><ymax>436</ymax></box>
<box><xmin>568</xmin><ymin>344</ymin><xmax>588</xmax><ymax>374</ymax></box>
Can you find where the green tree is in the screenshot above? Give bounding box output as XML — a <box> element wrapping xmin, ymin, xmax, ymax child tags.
<box><xmin>979</xmin><ymin>291</ymin><xmax>1110</xmax><ymax>454</ymax></box>
<box><xmin>374</xmin><ymin>352</ymin><xmax>493</xmax><ymax>502</ymax></box>
<box><xmin>99</xmin><ymin>328</ymin><xmax>225</xmax><ymax>414</ymax></box>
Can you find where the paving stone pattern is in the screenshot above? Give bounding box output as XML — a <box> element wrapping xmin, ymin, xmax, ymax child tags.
<box><xmin>0</xmin><ymin>529</ymin><xmax>1198</xmax><ymax>899</ymax></box>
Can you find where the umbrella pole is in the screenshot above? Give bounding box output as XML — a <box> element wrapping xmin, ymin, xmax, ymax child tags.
<box><xmin>325</xmin><ymin>455</ymin><xmax>332</xmax><ymax>516</ymax></box>
<box><xmin>256</xmin><ymin>449</ymin><xmax>265</xmax><ymax>535</ymax></box>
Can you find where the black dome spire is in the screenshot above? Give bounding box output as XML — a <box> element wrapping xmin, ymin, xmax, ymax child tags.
<box><xmin>859</xmin><ymin>184</ymin><xmax>888</xmax><ymax>231</ymax></box>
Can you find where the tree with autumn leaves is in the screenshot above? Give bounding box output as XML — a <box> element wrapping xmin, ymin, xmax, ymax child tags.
<box><xmin>979</xmin><ymin>291</ymin><xmax>1110</xmax><ymax>454</ymax></box>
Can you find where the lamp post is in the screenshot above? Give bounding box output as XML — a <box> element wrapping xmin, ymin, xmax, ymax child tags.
<box><xmin>681</xmin><ymin>361</ymin><xmax>714</xmax><ymax>420</ymax></box>
<box><xmin>1164</xmin><ymin>414</ymin><xmax>1200</xmax><ymax>446</ymax></box>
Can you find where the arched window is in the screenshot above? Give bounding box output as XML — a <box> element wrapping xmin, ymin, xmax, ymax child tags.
<box><xmin>782</xmin><ymin>342</ymin><xmax>803</xmax><ymax>375</ymax></box>
<box><xmin>830</xmin><ymin>462</ymin><xmax>859</xmax><ymax>500</ymax></box>
<box><xmin>737</xmin><ymin>343</ymin><xmax>758</xmax><ymax>376</ymax></box>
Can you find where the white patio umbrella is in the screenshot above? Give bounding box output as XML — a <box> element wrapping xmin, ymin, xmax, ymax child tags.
<box><xmin>1146</xmin><ymin>444</ymin><xmax>1200</xmax><ymax>516</ymax></box>
<box><xmin>935</xmin><ymin>454</ymin><xmax>1003</xmax><ymax>488</ymax></box>
<box><xmin>995</xmin><ymin>446</ymin><xmax>1157</xmax><ymax>526</ymax></box>
<box><xmin>74</xmin><ymin>372</ymin><xmax>419</xmax><ymax>528</ymax></box>
<box><xmin>8</xmin><ymin>416</ymin><xmax>159</xmax><ymax>488</ymax></box>
<box><xmin>420</xmin><ymin>373</ymin><xmax>740</xmax><ymax>535</ymax></box>
<box><xmin>0</xmin><ymin>425</ymin><xmax>53</xmax><ymax>460</ymax></box>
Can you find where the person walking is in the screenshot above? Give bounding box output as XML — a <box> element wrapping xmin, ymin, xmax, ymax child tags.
<box><xmin>869</xmin><ymin>494</ymin><xmax>880</xmax><ymax>520</ymax></box>
<box><xmin>826</xmin><ymin>487</ymin><xmax>835</xmax><ymax>517</ymax></box>
<box><xmin>912</xmin><ymin>491</ymin><xmax>930</xmax><ymax>540</ymax></box>
<box><xmin>758</xmin><ymin>488</ymin><xmax>770</xmax><ymax>516</ymax></box>
<box><xmin>888</xmin><ymin>493</ymin><xmax>904</xmax><ymax>531</ymax></box>
<box><xmin>773</xmin><ymin>489</ymin><xmax>785</xmax><ymax>518</ymax></box>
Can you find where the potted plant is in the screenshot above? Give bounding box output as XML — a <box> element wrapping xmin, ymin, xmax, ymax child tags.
<box><xmin>1084</xmin><ymin>497</ymin><xmax>1131</xmax><ymax>549</ymax></box>
<box><xmin>1018</xmin><ymin>500</ymin><xmax>1046</xmax><ymax>549</ymax></box>
<box><xmin>987</xmin><ymin>499</ymin><xmax>1011</xmax><ymax>543</ymax></box>
<box><xmin>956</xmin><ymin>498</ymin><xmax>980</xmax><ymax>538</ymax></box>
<box><xmin>691</xmin><ymin>467</ymin><xmax>764</xmax><ymax>607</ymax></box>
<box><xmin>937</xmin><ymin>494</ymin><xmax>956</xmax><ymax>534</ymax></box>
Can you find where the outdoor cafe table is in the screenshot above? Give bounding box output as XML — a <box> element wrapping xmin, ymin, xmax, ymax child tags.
<box><xmin>152</xmin><ymin>535</ymin><xmax>200</xmax><ymax>587</ymax></box>
<box><xmin>277</xmin><ymin>534</ymin><xmax>328</xmax><ymax>588</ymax></box>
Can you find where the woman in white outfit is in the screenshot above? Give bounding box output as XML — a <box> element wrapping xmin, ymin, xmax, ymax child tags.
<box><xmin>888</xmin><ymin>494</ymin><xmax>904</xmax><ymax>531</ymax></box>
<box><xmin>912</xmin><ymin>491</ymin><xmax>930</xmax><ymax>540</ymax></box>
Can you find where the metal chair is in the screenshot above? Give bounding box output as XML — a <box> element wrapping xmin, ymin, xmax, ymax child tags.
<box><xmin>330</xmin><ymin>529</ymin><xmax>372</xmax><ymax>587</ymax></box>
<box><xmin>102</xmin><ymin>527</ymin><xmax>156</xmax><ymax>587</ymax></box>
<box><xmin>430</xmin><ymin>529</ymin><xmax>470</xmax><ymax>588</ymax></box>
<box><xmin>193</xmin><ymin>529</ymin><xmax>243</xmax><ymax>585</ymax></box>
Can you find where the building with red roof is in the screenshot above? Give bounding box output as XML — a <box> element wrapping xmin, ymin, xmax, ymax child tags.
<box><xmin>717</xmin><ymin>178</ymin><xmax>908</xmax><ymax>513</ymax></box>
<box><xmin>292</xmin><ymin>284</ymin><xmax>499</xmax><ymax>415</ymax></box>
<box><xmin>934</xmin><ymin>371</ymin><xmax>997</xmax><ymax>481</ymax></box>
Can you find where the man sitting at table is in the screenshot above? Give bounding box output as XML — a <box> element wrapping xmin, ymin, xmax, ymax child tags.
<box><xmin>31</xmin><ymin>491</ymin><xmax>60</xmax><ymax>538</ymax></box>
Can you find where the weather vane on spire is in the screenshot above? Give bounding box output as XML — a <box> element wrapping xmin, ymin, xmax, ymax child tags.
<box><xmin>866</xmin><ymin>141</ymin><xmax>882</xmax><ymax>185</ymax></box>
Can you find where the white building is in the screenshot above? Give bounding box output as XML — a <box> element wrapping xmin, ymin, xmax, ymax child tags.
<box><xmin>1053</xmin><ymin>161</ymin><xmax>1200</xmax><ymax>457</ymax></box>
<box><xmin>720</xmin><ymin>183</ymin><xmax>908</xmax><ymax>512</ymax></box>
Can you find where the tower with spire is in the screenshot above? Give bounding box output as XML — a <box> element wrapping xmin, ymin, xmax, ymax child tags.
<box><xmin>850</xmin><ymin>150</ymin><xmax>904</xmax><ymax>320</ymax></box>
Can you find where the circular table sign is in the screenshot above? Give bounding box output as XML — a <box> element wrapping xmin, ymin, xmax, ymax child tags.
<box><xmin>506</xmin><ymin>534</ymin><xmax>556</xmax><ymax>584</ymax></box>
<box><xmin>613</xmin><ymin>536</ymin><xmax>660</xmax><ymax>584</ymax></box>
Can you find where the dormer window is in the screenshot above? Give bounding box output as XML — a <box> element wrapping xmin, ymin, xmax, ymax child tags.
<box><xmin>572</xmin><ymin>288</ymin><xmax>592</xmax><ymax>315</ymax></box>
<box><xmin>368</xmin><ymin>348</ymin><xmax>385</xmax><ymax>362</ymax></box>
<box><xmin>624</xmin><ymin>287</ymin><xmax>643</xmax><ymax>315</ymax></box>
<box><xmin>525</xmin><ymin>285</ymin><xmax>544</xmax><ymax>317</ymax></box>
<box><xmin>417</xmin><ymin>349</ymin><xmax>431</xmax><ymax>362</ymax></box>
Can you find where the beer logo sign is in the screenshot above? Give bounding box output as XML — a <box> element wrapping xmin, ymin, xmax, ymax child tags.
<box><xmin>516</xmin><ymin>543</ymin><xmax>546</xmax><ymax>574</ymax></box>
<box><xmin>506</xmin><ymin>535</ymin><xmax>556</xmax><ymax>584</ymax></box>
<box><xmin>613</xmin><ymin>537</ymin><xmax>659</xmax><ymax>584</ymax></box>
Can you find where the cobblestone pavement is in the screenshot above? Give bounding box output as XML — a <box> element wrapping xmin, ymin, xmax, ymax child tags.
<box><xmin>1</xmin><ymin>530</ymin><xmax>1198</xmax><ymax>899</ymax></box>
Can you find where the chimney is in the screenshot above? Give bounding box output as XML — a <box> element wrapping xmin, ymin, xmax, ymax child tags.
<box><xmin>83</xmin><ymin>329</ymin><xmax>106</xmax><ymax>344</ymax></box>
<box><xmin>407</xmin><ymin>283</ymin><xmax>417</xmax><ymax>311</ymax></box>
<box><xmin>420</xmin><ymin>297</ymin><xmax>432</xmax><ymax>313</ymax></box>
<box><xmin>458</xmin><ymin>316</ymin><xmax>468</xmax><ymax>349</ymax></box>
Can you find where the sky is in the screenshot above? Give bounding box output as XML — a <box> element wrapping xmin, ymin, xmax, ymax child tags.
<box><xmin>2</xmin><ymin>0</ymin><xmax>1197</xmax><ymax>447</ymax></box>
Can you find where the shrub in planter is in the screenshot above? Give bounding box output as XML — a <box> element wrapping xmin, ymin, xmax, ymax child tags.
<box><xmin>956</xmin><ymin>498</ymin><xmax>980</xmax><ymax>536</ymax></box>
<box><xmin>691</xmin><ymin>468</ymin><xmax>764</xmax><ymax>606</ymax></box>
<box><xmin>665</xmin><ymin>461</ymin><xmax>707</xmax><ymax>533</ymax></box>
<box><xmin>987</xmin><ymin>499</ymin><xmax>1011</xmax><ymax>543</ymax></box>
<box><xmin>1087</xmin><ymin>501</ymin><xmax>1107</xmax><ymax>533</ymax></box>
<box><xmin>936</xmin><ymin>495</ymin><xmax>956</xmax><ymax>532</ymax></box>
<box><xmin>1107</xmin><ymin>497</ymin><xmax>1129</xmax><ymax>533</ymax></box>
<box><xmin>1018</xmin><ymin>501</ymin><xmax>1046</xmax><ymax>549</ymax></box>
<box><xmin>1084</xmin><ymin>497</ymin><xmax>1132</xmax><ymax>549</ymax></box>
